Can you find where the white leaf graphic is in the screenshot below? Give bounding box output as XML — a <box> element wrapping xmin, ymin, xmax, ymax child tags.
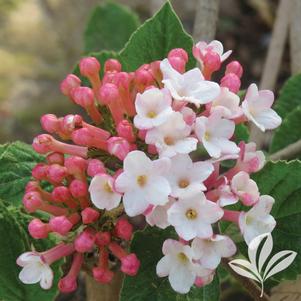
<box><xmin>263</xmin><ymin>250</ymin><xmax>297</xmax><ymax>281</ymax></box>
<box><xmin>258</xmin><ymin>233</ymin><xmax>273</xmax><ymax>273</ymax></box>
<box><xmin>229</xmin><ymin>233</ymin><xmax>298</xmax><ymax>298</ymax></box>
<box><xmin>228</xmin><ymin>259</ymin><xmax>262</xmax><ymax>283</ymax></box>
<box><xmin>248</xmin><ymin>233</ymin><xmax>273</xmax><ymax>273</ymax></box>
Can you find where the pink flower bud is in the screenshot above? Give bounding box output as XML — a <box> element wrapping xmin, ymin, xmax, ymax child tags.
<box><xmin>71</xmin><ymin>128</ymin><xmax>108</xmax><ymax>151</ymax></box>
<box><xmin>60</xmin><ymin>74</ymin><xmax>81</xmax><ymax>97</ymax></box>
<box><xmin>95</xmin><ymin>231</ymin><xmax>111</xmax><ymax>246</ymax></box>
<box><xmin>168</xmin><ymin>56</ymin><xmax>186</xmax><ymax>73</ymax></box>
<box><xmin>87</xmin><ymin>159</ymin><xmax>106</xmax><ymax>177</ymax></box>
<box><xmin>120</xmin><ymin>254</ymin><xmax>140</xmax><ymax>276</ymax></box>
<box><xmin>52</xmin><ymin>186</ymin><xmax>71</xmax><ymax>203</ymax></box>
<box><xmin>226</xmin><ymin>61</ymin><xmax>243</xmax><ymax>78</ymax></box>
<box><xmin>204</xmin><ymin>51</ymin><xmax>221</xmax><ymax>73</ymax></box>
<box><xmin>61</xmin><ymin>114</ymin><xmax>83</xmax><ymax>135</ymax></box>
<box><xmin>114</xmin><ymin>218</ymin><xmax>133</xmax><ymax>241</ymax></box>
<box><xmin>46</xmin><ymin>152</ymin><xmax>64</xmax><ymax>165</ymax></box>
<box><xmin>138</xmin><ymin>129</ymin><xmax>147</xmax><ymax>140</ymax></box>
<box><xmin>93</xmin><ymin>267</ymin><xmax>114</xmax><ymax>284</ymax></box>
<box><xmin>149</xmin><ymin>60</ymin><xmax>162</xmax><ymax>82</ymax></box>
<box><xmin>81</xmin><ymin>207</ymin><xmax>100</xmax><ymax>224</ymax></box>
<box><xmin>117</xmin><ymin>120</ymin><xmax>135</xmax><ymax>143</ymax></box>
<box><xmin>64</xmin><ymin>156</ymin><xmax>87</xmax><ymax>178</ymax></box>
<box><xmin>98</xmin><ymin>83</ymin><xmax>119</xmax><ymax>105</ymax></box>
<box><xmin>28</xmin><ymin>218</ymin><xmax>49</xmax><ymax>239</ymax></box>
<box><xmin>23</xmin><ymin>191</ymin><xmax>43</xmax><ymax>213</ymax></box>
<box><xmin>25</xmin><ymin>181</ymin><xmax>40</xmax><ymax>192</ymax></box>
<box><xmin>168</xmin><ymin>48</ymin><xmax>188</xmax><ymax>63</ymax></box>
<box><xmin>74</xmin><ymin>229</ymin><xmax>95</xmax><ymax>253</ymax></box>
<box><xmin>32</xmin><ymin>134</ymin><xmax>53</xmax><ymax>154</ymax></box>
<box><xmin>104</xmin><ymin>59</ymin><xmax>122</xmax><ymax>72</ymax></box>
<box><xmin>135</xmin><ymin>68</ymin><xmax>154</xmax><ymax>89</ymax></box>
<box><xmin>32</xmin><ymin>163</ymin><xmax>48</xmax><ymax>180</ymax></box>
<box><xmin>58</xmin><ymin>252</ymin><xmax>83</xmax><ymax>293</ymax></box>
<box><xmin>71</xmin><ymin>86</ymin><xmax>94</xmax><ymax>108</ymax></box>
<box><xmin>220</xmin><ymin>73</ymin><xmax>241</xmax><ymax>93</ymax></box>
<box><xmin>40</xmin><ymin>114</ymin><xmax>59</xmax><ymax>133</ymax></box>
<box><xmin>181</xmin><ymin>106</ymin><xmax>196</xmax><ymax>126</ymax></box>
<box><xmin>58</xmin><ymin>276</ymin><xmax>77</xmax><ymax>293</ymax></box>
<box><xmin>33</xmin><ymin>134</ymin><xmax>88</xmax><ymax>158</ymax></box>
<box><xmin>147</xmin><ymin>144</ymin><xmax>157</xmax><ymax>155</ymax></box>
<box><xmin>49</xmin><ymin>216</ymin><xmax>73</xmax><ymax>235</ymax></box>
<box><xmin>79</xmin><ymin>57</ymin><xmax>100</xmax><ymax>78</ymax></box>
<box><xmin>69</xmin><ymin>179</ymin><xmax>88</xmax><ymax>198</ymax></box>
<box><xmin>107</xmin><ymin>137</ymin><xmax>130</xmax><ymax>161</ymax></box>
<box><xmin>47</xmin><ymin>164</ymin><xmax>68</xmax><ymax>184</ymax></box>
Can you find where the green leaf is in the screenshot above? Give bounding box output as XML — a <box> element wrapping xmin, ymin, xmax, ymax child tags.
<box><xmin>270</xmin><ymin>106</ymin><xmax>301</xmax><ymax>154</ymax></box>
<box><xmin>120</xmin><ymin>227</ymin><xmax>220</xmax><ymax>301</ymax></box>
<box><xmin>119</xmin><ymin>1</ymin><xmax>196</xmax><ymax>71</ymax></box>
<box><xmin>84</xmin><ymin>3</ymin><xmax>140</xmax><ymax>53</ymax></box>
<box><xmin>0</xmin><ymin>141</ymin><xmax>45</xmax><ymax>204</ymax></box>
<box><xmin>234</xmin><ymin>124</ymin><xmax>249</xmax><ymax>143</ymax></box>
<box><xmin>252</xmin><ymin>160</ymin><xmax>301</xmax><ymax>281</ymax></box>
<box><xmin>0</xmin><ymin>203</ymin><xmax>61</xmax><ymax>301</ymax></box>
<box><xmin>274</xmin><ymin>74</ymin><xmax>301</xmax><ymax>119</ymax></box>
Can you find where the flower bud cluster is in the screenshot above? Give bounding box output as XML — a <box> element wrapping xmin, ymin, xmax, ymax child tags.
<box><xmin>18</xmin><ymin>40</ymin><xmax>281</xmax><ymax>294</ymax></box>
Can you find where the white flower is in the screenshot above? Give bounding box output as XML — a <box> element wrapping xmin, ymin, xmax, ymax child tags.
<box><xmin>89</xmin><ymin>174</ymin><xmax>122</xmax><ymax>210</ymax></box>
<box><xmin>145</xmin><ymin>112</ymin><xmax>198</xmax><ymax>158</ymax></box>
<box><xmin>210</xmin><ymin>87</ymin><xmax>242</xmax><ymax>119</ymax></box>
<box><xmin>134</xmin><ymin>88</ymin><xmax>173</xmax><ymax>129</ymax></box>
<box><xmin>17</xmin><ymin>252</ymin><xmax>53</xmax><ymax>289</ymax></box>
<box><xmin>242</xmin><ymin>83</ymin><xmax>281</xmax><ymax>132</ymax></box>
<box><xmin>192</xmin><ymin>235</ymin><xmax>236</xmax><ymax>269</ymax></box>
<box><xmin>160</xmin><ymin>59</ymin><xmax>220</xmax><ymax>106</ymax></box>
<box><xmin>193</xmin><ymin>40</ymin><xmax>232</xmax><ymax>65</ymax></box>
<box><xmin>156</xmin><ymin>239</ymin><xmax>212</xmax><ymax>294</ymax></box>
<box><xmin>195</xmin><ymin>112</ymin><xmax>240</xmax><ymax>158</ymax></box>
<box><xmin>115</xmin><ymin>151</ymin><xmax>171</xmax><ymax>216</ymax></box>
<box><xmin>166</xmin><ymin>154</ymin><xmax>213</xmax><ymax>198</ymax></box>
<box><xmin>231</xmin><ymin>171</ymin><xmax>259</xmax><ymax>206</ymax></box>
<box><xmin>237</xmin><ymin>142</ymin><xmax>265</xmax><ymax>173</ymax></box>
<box><xmin>239</xmin><ymin>195</ymin><xmax>276</xmax><ymax>245</ymax></box>
<box><xmin>167</xmin><ymin>192</ymin><xmax>224</xmax><ymax>240</ymax></box>
<box><xmin>217</xmin><ymin>184</ymin><xmax>238</xmax><ymax>207</ymax></box>
<box><xmin>145</xmin><ymin>198</ymin><xmax>175</xmax><ymax>229</ymax></box>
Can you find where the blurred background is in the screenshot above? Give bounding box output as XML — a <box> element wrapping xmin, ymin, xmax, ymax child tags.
<box><xmin>0</xmin><ymin>0</ymin><xmax>289</xmax><ymax>145</ymax></box>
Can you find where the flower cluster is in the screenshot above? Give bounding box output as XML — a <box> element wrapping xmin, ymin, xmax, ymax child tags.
<box><xmin>17</xmin><ymin>40</ymin><xmax>281</xmax><ymax>294</ymax></box>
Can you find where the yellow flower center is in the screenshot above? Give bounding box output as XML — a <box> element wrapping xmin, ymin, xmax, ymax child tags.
<box><xmin>185</xmin><ymin>209</ymin><xmax>198</xmax><ymax>220</ymax></box>
<box><xmin>147</xmin><ymin>111</ymin><xmax>157</xmax><ymax>118</ymax></box>
<box><xmin>164</xmin><ymin>136</ymin><xmax>175</xmax><ymax>145</ymax></box>
<box><xmin>204</xmin><ymin>131</ymin><xmax>211</xmax><ymax>141</ymax></box>
<box><xmin>103</xmin><ymin>181</ymin><xmax>113</xmax><ymax>193</ymax></box>
<box><xmin>177</xmin><ymin>252</ymin><xmax>188</xmax><ymax>263</ymax></box>
<box><xmin>179</xmin><ymin>179</ymin><xmax>190</xmax><ymax>188</ymax></box>
<box><xmin>246</xmin><ymin>216</ymin><xmax>253</xmax><ymax>225</ymax></box>
<box><xmin>137</xmin><ymin>175</ymin><xmax>147</xmax><ymax>187</ymax></box>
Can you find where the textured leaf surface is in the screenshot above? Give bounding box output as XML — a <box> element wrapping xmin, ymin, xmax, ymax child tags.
<box><xmin>252</xmin><ymin>161</ymin><xmax>301</xmax><ymax>281</ymax></box>
<box><xmin>270</xmin><ymin>106</ymin><xmax>301</xmax><ymax>153</ymax></box>
<box><xmin>84</xmin><ymin>2</ymin><xmax>139</xmax><ymax>53</ymax></box>
<box><xmin>120</xmin><ymin>227</ymin><xmax>220</xmax><ymax>301</ymax></box>
<box><xmin>119</xmin><ymin>2</ymin><xmax>196</xmax><ymax>71</ymax></box>
<box><xmin>0</xmin><ymin>141</ymin><xmax>44</xmax><ymax>204</ymax></box>
<box><xmin>274</xmin><ymin>74</ymin><xmax>301</xmax><ymax>119</ymax></box>
<box><xmin>0</xmin><ymin>203</ymin><xmax>61</xmax><ymax>301</ymax></box>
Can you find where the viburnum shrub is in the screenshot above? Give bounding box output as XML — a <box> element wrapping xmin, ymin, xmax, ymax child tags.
<box><xmin>1</xmin><ymin>3</ymin><xmax>299</xmax><ymax>301</ymax></box>
<box><xmin>17</xmin><ymin>34</ymin><xmax>282</xmax><ymax>294</ymax></box>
